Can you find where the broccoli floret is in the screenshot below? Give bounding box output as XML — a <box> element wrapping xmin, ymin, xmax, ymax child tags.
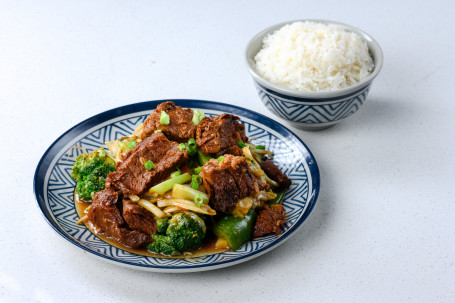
<box><xmin>155</xmin><ymin>217</ymin><xmax>169</xmax><ymax>234</ymax></box>
<box><xmin>147</xmin><ymin>212</ymin><xmax>206</xmax><ymax>255</ymax></box>
<box><xmin>70</xmin><ymin>148</ymin><xmax>116</xmax><ymax>201</ymax></box>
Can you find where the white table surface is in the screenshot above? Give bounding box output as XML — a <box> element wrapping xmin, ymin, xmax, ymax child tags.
<box><xmin>1</xmin><ymin>1</ymin><xmax>454</xmax><ymax>302</ymax></box>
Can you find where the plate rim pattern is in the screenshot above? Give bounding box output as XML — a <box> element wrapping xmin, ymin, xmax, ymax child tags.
<box><xmin>33</xmin><ymin>99</ymin><xmax>320</xmax><ymax>272</ymax></box>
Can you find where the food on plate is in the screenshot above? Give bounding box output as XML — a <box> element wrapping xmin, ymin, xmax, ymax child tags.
<box><xmin>70</xmin><ymin>148</ymin><xmax>116</xmax><ymax>201</ymax></box>
<box><xmin>253</xmin><ymin>204</ymin><xmax>286</xmax><ymax>237</ymax></box>
<box><xmin>105</xmin><ymin>132</ymin><xmax>188</xmax><ymax>195</ymax></box>
<box><xmin>254</xmin><ymin>21</ymin><xmax>374</xmax><ymax>92</ymax></box>
<box><xmin>200</xmin><ymin>155</ymin><xmax>270</xmax><ymax>214</ymax></box>
<box><xmin>139</xmin><ymin>101</ymin><xmax>197</xmax><ymax>143</ymax></box>
<box><xmin>72</xmin><ymin>101</ymin><xmax>292</xmax><ymax>257</ymax></box>
<box><xmin>146</xmin><ymin>212</ymin><xmax>206</xmax><ymax>255</ymax></box>
<box><xmin>196</xmin><ymin>114</ymin><xmax>247</xmax><ymax>157</ymax></box>
<box><xmin>87</xmin><ymin>189</ymin><xmax>152</xmax><ymax>248</ymax></box>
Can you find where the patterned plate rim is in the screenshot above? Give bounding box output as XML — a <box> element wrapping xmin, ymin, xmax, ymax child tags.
<box><xmin>33</xmin><ymin>99</ymin><xmax>320</xmax><ymax>272</ymax></box>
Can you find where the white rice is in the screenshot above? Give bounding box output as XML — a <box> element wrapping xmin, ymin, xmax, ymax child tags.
<box><xmin>254</xmin><ymin>21</ymin><xmax>375</xmax><ymax>92</ymax></box>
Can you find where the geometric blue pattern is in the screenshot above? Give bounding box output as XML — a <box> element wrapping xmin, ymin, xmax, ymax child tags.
<box><xmin>257</xmin><ymin>83</ymin><xmax>371</xmax><ymax>125</ymax></box>
<box><xmin>34</xmin><ymin>100</ymin><xmax>320</xmax><ymax>272</ymax></box>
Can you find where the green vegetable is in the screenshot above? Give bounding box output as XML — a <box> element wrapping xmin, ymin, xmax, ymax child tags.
<box><xmin>160</xmin><ymin>111</ymin><xmax>170</xmax><ymax>125</ymax></box>
<box><xmin>147</xmin><ymin>212</ymin><xmax>206</xmax><ymax>255</ymax></box>
<box><xmin>190</xmin><ymin>174</ymin><xmax>202</xmax><ymax>189</ymax></box>
<box><xmin>213</xmin><ymin>210</ymin><xmax>257</xmax><ymax>251</ymax></box>
<box><xmin>187</xmin><ymin>138</ymin><xmax>196</xmax><ymax>146</ymax></box>
<box><xmin>191</xmin><ymin>166</ymin><xmax>202</xmax><ymax>174</ymax></box>
<box><xmin>70</xmin><ymin>148</ymin><xmax>116</xmax><ymax>201</ymax></box>
<box><xmin>98</xmin><ymin>148</ymin><xmax>106</xmax><ymax>158</ymax></box>
<box><xmin>154</xmin><ymin>129</ymin><xmax>162</xmax><ymax>133</ymax></box>
<box><xmin>186</xmin><ymin>138</ymin><xmax>197</xmax><ymax>157</ymax></box>
<box><xmin>192</xmin><ymin>109</ymin><xmax>205</xmax><ymax>125</ymax></box>
<box><xmin>144</xmin><ymin>160</ymin><xmax>154</xmax><ymax>170</ymax></box>
<box><xmin>127</xmin><ymin>140</ymin><xmax>137</xmax><ymax>150</ymax></box>
<box><xmin>238</xmin><ymin>141</ymin><xmax>246</xmax><ymax>148</ymax></box>
<box><xmin>267</xmin><ymin>188</ymin><xmax>286</xmax><ymax>205</ymax></box>
<box><xmin>155</xmin><ymin>217</ymin><xmax>169</xmax><ymax>234</ymax></box>
<box><xmin>187</xmin><ymin>159</ymin><xmax>194</xmax><ymax>167</ymax></box>
<box><xmin>217</xmin><ymin>156</ymin><xmax>225</xmax><ymax>163</ymax></box>
<box><xmin>172</xmin><ymin>184</ymin><xmax>209</xmax><ymax>204</ymax></box>
<box><xmin>170</xmin><ymin>168</ymin><xmax>181</xmax><ymax>178</ymax></box>
<box><xmin>194</xmin><ymin>194</ymin><xmax>204</xmax><ymax>207</ymax></box>
<box><xmin>255</xmin><ymin>145</ymin><xmax>265</xmax><ymax>150</ymax></box>
<box><xmin>178</xmin><ymin>143</ymin><xmax>185</xmax><ymax>151</ymax></box>
<box><xmin>150</xmin><ymin>172</ymin><xmax>192</xmax><ymax>195</ymax></box>
<box><xmin>197</xmin><ymin>148</ymin><xmax>212</xmax><ymax>166</ymax></box>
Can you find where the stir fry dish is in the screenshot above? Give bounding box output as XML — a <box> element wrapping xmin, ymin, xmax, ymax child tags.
<box><xmin>72</xmin><ymin>101</ymin><xmax>291</xmax><ymax>257</ymax></box>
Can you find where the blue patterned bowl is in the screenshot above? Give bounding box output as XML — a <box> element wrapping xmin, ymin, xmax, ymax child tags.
<box><xmin>245</xmin><ymin>19</ymin><xmax>383</xmax><ymax>130</ymax></box>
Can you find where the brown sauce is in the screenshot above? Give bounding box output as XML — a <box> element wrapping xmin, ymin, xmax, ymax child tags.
<box><xmin>74</xmin><ymin>191</ymin><xmax>229</xmax><ymax>258</ymax></box>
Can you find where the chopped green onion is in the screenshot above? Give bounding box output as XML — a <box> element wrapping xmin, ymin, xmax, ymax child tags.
<box><xmin>160</xmin><ymin>111</ymin><xmax>170</xmax><ymax>125</ymax></box>
<box><xmin>194</xmin><ymin>194</ymin><xmax>204</xmax><ymax>207</ymax></box>
<box><xmin>154</xmin><ymin>129</ymin><xmax>162</xmax><ymax>133</ymax></box>
<box><xmin>187</xmin><ymin>138</ymin><xmax>196</xmax><ymax>147</ymax></box>
<box><xmin>170</xmin><ymin>168</ymin><xmax>181</xmax><ymax>178</ymax></box>
<box><xmin>186</xmin><ymin>138</ymin><xmax>197</xmax><ymax>157</ymax></box>
<box><xmin>178</xmin><ymin>143</ymin><xmax>186</xmax><ymax>151</ymax></box>
<box><xmin>192</xmin><ymin>109</ymin><xmax>205</xmax><ymax>125</ymax></box>
<box><xmin>217</xmin><ymin>156</ymin><xmax>225</xmax><ymax>163</ymax></box>
<box><xmin>144</xmin><ymin>160</ymin><xmax>154</xmax><ymax>170</ymax></box>
<box><xmin>190</xmin><ymin>174</ymin><xmax>202</xmax><ymax>189</ymax></box>
<box><xmin>187</xmin><ymin>159</ymin><xmax>194</xmax><ymax>167</ymax></box>
<box><xmin>127</xmin><ymin>141</ymin><xmax>137</xmax><ymax>150</ymax></box>
<box><xmin>192</xmin><ymin>166</ymin><xmax>202</xmax><ymax>174</ymax></box>
<box><xmin>192</xmin><ymin>174</ymin><xmax>202</xmax><ymax>184</ymax></box>
<box><xmin>238</xmin><ymin>141</ymin><xmax>246</xmax><ymax>148</ymax></box>
<box><xmin>118</xmin><ymin>141</ymin><xmax>126</xmax><ymax>149</ymax></box>
<box><xmin>256</xmin><ymin>145</ymin><xmax>265</xmax><ymax>150</ymax></box>
<box><xmin>98</xmin><ymin>148</ymin><xmax>106</xmax><ymax>158</ymax></box>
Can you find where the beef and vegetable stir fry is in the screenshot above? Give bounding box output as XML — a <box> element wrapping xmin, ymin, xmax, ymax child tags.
<box><xmin>72</xmin><ymin>101</ymin><xmax>291</xmax><ymax>257</ymax></box>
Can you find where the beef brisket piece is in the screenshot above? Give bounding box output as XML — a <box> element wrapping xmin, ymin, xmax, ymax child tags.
<box><xmin>140</xmin><ymin>101</ymin><xmax>197</xmax><ymax>143</ymax></box>
<box><xmin>259</xmin><ymin>160</ymin><xmax>292</xmax><ymax>189</ymax></box>
<box><xmin>106</xmin><ymin>132</ymin><xmax>188</xmax><ymax>195</ymax></box>
<box><xmin>253</xmin><ymin>204</ymin><xmax>286</xmax><ymax>238</ymax></box>
<box><xmin>87</xmin><ymin>189</ymin><xmax>152</xmax><ymax>248</ymax></box>
<box><xmin>196</xmin><ymin>114</ymin><xmax>248</xmax><ymax>157</ymax></box>
<box><xmin>201</xmin><ymin>154</ymin><xmax>268</xmax><ymax>214</ymax></box>
<box><xmin>123</xmin><ymin>199</ymin><xmax>157</xmax><ymax>235</ymax></box>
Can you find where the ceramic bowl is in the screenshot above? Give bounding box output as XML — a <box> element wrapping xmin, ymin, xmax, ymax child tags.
<box><xmin>245</xmin><ymin>19</ymin><xmax>383</xmax><ymax>130</ymax></box>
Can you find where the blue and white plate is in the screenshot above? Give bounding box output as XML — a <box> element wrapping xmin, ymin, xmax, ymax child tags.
<box><xmin>33</xmin><ymin>100</ymin><xmax>320</xmax><ymax>272</ymax></box>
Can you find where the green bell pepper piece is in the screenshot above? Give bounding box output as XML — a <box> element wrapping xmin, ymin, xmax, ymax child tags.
<box><xmin>267</xmin><ymin>188</ymin><xmax>286</xmax><ymax>205</ymax></box>
<box><xmin>213</xmin><ymin>210</ymin><xmax>257</xmax><ymax>251</ymax></box>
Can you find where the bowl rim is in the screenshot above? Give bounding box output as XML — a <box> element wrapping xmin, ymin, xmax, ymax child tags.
<box><xmin>245</xmin><ymin>19</ymin><xmax>383</xmax><ymax>99</ymax></box>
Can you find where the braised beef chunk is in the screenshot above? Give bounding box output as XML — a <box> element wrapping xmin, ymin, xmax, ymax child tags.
<box><xmin>201</xmin><ymin>155</ymin><xmax>268</xmax><ymax>213</ymax></box>
<box><xmin>106</xmin><ymin>132</ymin><xmax>188</xmax><ymax>195</ymax></box>
<box><xmin>260</xmin><ymin>160</ymin><xmax>292</xmax><ymax>189</ymax></box>
<box><xmin>87</xmin><ymin>189</ymin><xmax>152</xmax><ymax>248</ymax></box>
<box><xmin>196</xmin><ymin>114</ymin><xmax>248</xmax><ymax>157</ymax></box>
<box><xmin>140</xmin><ymin>101</ymin><xmax>196</xmax><ymax>143</ymax></box>
<box><xmin>123</xmin><ymin>199</ymin><xmax>157</xmax><ymax>235</ymax></box>
<box><xmin>253</xmin><ymin>204</ymin><xmax>286</xmax><ymax>238</ymax></box>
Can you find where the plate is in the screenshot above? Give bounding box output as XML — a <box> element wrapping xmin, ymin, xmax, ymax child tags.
<box><xmin>33</xmin><ymin>99</ymin><xmax>320</xmax><ymax>272</ymax></box>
